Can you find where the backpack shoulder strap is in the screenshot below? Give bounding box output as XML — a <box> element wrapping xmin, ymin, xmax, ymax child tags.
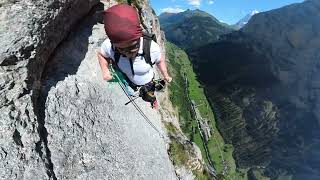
<box><xmin>129</xmin><ymin>58</ymin><xmax>135</xmax><ymax>76</ymax></box>
<box><xmin>112</xmin><ymin>45</ymin><xmax>121</xmax><ymax>65</ymax></box>
<box><xmin>112</xmin><ymin>44</ymin><xmax>135</xmax><ymax>76</ymax></box>
<box><xmin>142</xmin><ymin>31</ymin><xmax>157</xmax><ymax>42</ymax></box>
<box><xmin>142</xmin><ymin>32</ymin><xmax>157</xmax><ymax>67</ymax></box>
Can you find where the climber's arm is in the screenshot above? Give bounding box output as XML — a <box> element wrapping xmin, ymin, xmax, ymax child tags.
<box><xmin>156</xmin><ymin>54</ymin><xmax>172</xmax><ymax>83</ymax></box>
<box><xmin>97</xmin><ymin>50</ymin><xmax>113</xmax><ymax>81</ymax></box>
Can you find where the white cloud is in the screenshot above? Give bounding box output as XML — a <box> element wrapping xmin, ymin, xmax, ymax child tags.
<box><xmin>208</xmin><ymin>0</ymin><xmax>214</xmax><ymax>5</ymax></box>
<box><xmin>187</xmin><ymin>0</ymin><xmax>201</xmax><ymax>7</ymax></box>
<box><xmin>160</xmin><ymin>7</ymin><xmax>185</xmax><ymax>13</ymax></box>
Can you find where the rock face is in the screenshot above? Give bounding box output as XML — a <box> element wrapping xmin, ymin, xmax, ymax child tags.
<box><xmin>0</xmin><ymin>0</ymin><xmax>99</xmax><ymax>179</ymax></box>
<box><xmin>135</xmin><ymin>0</ymin><xmax>167</xmax><ymax>60</ymax></box>
<box><xmin>189</xmin><ymin>0</ymin><xmax>320</xmax><ymax>179</ymax></box>
<box><xmin>0</xmin><ymin>0</ymin><xmax>177</xmax><ymax>179</ymax></box>
<box><xmin>40</xmin><ymin>3</ymin><xmax>176</xmax><ymax>179</ymax></box>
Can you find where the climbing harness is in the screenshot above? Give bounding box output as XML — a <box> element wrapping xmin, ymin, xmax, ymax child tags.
<box><xmin>109</xmin><ymin>65</ymin><xmax>165</xmax><ymax>139</ymax></box>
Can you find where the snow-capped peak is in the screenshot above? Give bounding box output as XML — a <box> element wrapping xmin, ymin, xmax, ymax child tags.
<box><xmin>251</xmin><ymin>10</ymin><xmax>259</xmax><ymax>16</ymax></box>
<box><xmin>235</xmin><ymin>10</ymin><xmax>260</xmax><ymax>29</ymax></box>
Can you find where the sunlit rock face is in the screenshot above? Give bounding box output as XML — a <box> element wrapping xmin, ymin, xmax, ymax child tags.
<box><xmin>0</xmin><ymin>0</ymin><xmax>99</xmax><ymax>179</ymax></box>
<box><xmin>0</xmin><ymin>0</ymin><xmax>177</xmax><ymax>179</ymax></box>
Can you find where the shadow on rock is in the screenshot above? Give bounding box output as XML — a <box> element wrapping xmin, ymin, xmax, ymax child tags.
<box><xmin>35</xmin><ymin>4</ymin><xmax>104</xmax><ymax>179</ymax></box>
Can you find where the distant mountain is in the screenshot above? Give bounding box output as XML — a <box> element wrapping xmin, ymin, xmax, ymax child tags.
<box><xmin>189</xmin><ymin>0</ymin><xmax>320</xmax><ymax>179</ymax></box>
<box><xmin>157</xmin><ymin>12</ymin><xmax>175</xmax><ymax>22</ymax></box>
<box><xmin>234</xmin><ymin>10</ymin><xmax>259</xmax><ymax>29</ymax></box>
<box><xmin>158</xmin><ymin>9</ymin><xmax>234</xmax><ymax>50</ymax></box>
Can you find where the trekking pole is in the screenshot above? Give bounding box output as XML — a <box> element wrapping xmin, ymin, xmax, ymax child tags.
<box><xmin>109</xmin><ymin>65</ymin><xmax>165</xmax><ymax>139</ymax></box>
<box><xmin>125</xmin><ymin>96</ymin><xmax>140</xmax><ymax>105</ymax></box>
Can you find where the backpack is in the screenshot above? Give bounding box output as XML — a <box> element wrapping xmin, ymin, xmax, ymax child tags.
<box><xmin>112</xmin><ymin>31</ymin><xmax>157</xmax><ymax>76</ymax></box>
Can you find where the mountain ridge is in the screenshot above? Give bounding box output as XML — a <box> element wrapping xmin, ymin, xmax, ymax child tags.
<box><xmin>159</xmin><ymin>9</ymin><xmax>233</xmax><ymax>50</ymax></box>
<box><xmin>189</xmin><ymin>0</ymin><xmax>320</xmax><ymax>179</ymax></box>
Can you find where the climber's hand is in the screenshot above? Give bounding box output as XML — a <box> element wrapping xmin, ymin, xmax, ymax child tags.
<box><xmin>103</xmin><ymin>73</ymin><xmax>113</xmax><ymax>81</ymax></box>
<box><xmin>164</xmin><ymin>76</ymin><xmax>172</xmax><ymax>83</ymax></box>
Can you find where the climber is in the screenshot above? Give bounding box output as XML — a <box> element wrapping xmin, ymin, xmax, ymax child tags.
<box><xmin>97</xmin><ymin>4</ymin><xmax>172</xmax><ymax>109</ymax></box>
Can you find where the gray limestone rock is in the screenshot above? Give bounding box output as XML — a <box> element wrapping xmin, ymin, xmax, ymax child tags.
<box><xmin>40</xmin><ymin>8</ymin><xmax>176</xmax><ymax>179</ymax></box>
<box><xmin>0</xmin><ymin>0</ymin><xmax>99</xmax><ymax>179</ymax></box>
<box><xmin>0</xmin><ymin>0</ymin><xmax>186</xmax><ymax>179</ymax></box>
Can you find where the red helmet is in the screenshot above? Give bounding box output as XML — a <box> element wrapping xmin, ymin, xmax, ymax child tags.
<box><xmin>103</xmin><ymin>4</ymin><xmax>142</xmax><ymax>44</ymax></box>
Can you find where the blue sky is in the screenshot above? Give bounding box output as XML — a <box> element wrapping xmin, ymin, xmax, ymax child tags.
<box><xmin>150</xmin><ymin>0</ymin><xmax>305</xmax><ymax>24</ymax></box>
